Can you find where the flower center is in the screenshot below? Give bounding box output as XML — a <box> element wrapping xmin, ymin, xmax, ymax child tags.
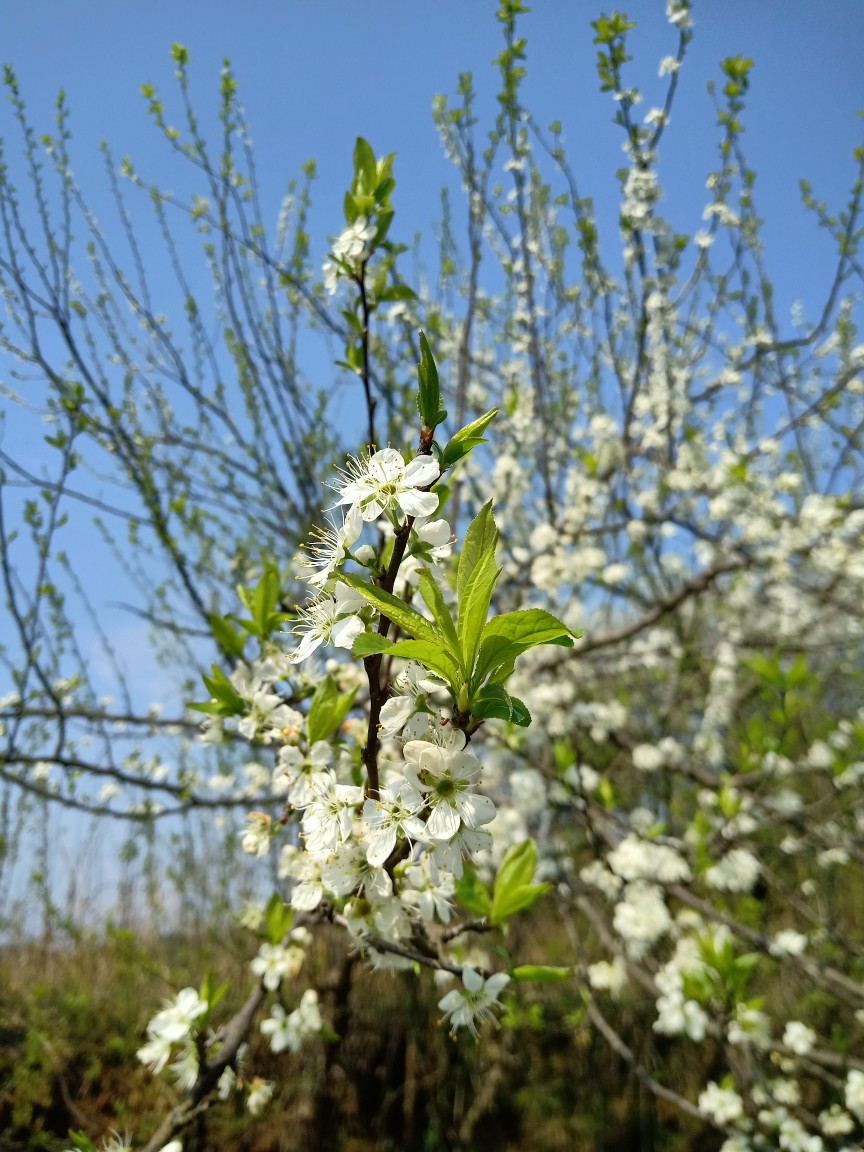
<box><xmin>434</xmin><ymin>777</ymin><xmax>457</xmax><ymax>800</ymax></box>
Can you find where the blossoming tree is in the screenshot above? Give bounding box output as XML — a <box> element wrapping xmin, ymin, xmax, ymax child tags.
<box><xmin>2</xmin><ymin>3</ymin><xmax>864</xmax><ymax>1151</ymax></box>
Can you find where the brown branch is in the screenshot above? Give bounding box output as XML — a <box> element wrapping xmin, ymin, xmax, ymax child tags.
<box><xmin>440</xmin><ymin>917</ymin><xmax>491</xmax><ymax>943</ymax></box>
<box><xmin>1</xmin><ymin>704</ymin><xmax>204</xmax><ymax>733</ymax></box>
<box><xmin>353</xmin><ymin>930</ymin><xmax>463</xmax><ymax>978</ymax></box>
<box><xmin>571</xmin><ymin>559</ymin><xmax>744</xmax><ymax>661</ymax></box>
<box><xmin>585</xmin><ymin>999</ymin><xmax>713</xmax><ymax>1128</ymax></box>
<box><xmin>358</xmin><ymin>262</ymin><xmax>377</xmax><ymax>454</ymax></box>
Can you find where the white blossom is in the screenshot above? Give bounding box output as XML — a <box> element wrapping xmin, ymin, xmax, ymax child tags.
<box><xmin>323</xmin><ymin>216</ymin><xmax>377</xmax><ymax>293</ymax></box>
<box><xmin>587</xmin><ymin>957</ymin><xmax>628</xmax><ymax>998</ymax></box>
<box><xmin>403</xmin><ymin>739</ymin><xmax>495</xmax><ymax>840</ymax></box>
<box><xmin>301</xmin><ymin>772</ymin><xmax>364</xmax><ymax>853</ymax></box>
<box><xmin>782</xmin><ymin>1021</ymin><xmax>816</xmax><ymax>1056</ymax></box>
<box><xmin>331</xmin><ymin>447</ymin><xmax>439</xmax><ymax>522</ymax></box>
<box><xmin>845</xmin><ymin>1069</ymin><xmax>864</xmax><ymax>1122</ymax></box>
<box><xmin>706</xmin><ymin>848</ymin><xmax>761</xmax><ymax>893</ymax></box>
<box><xmin>250</xmin><ymin>940</ymin><xmax>306</xmax><ymax>990</ymax></box>
<box><xmin>287</xmin><ymin>588</ymin><xmax>365</xmax><ymax>664</ymax></box>
<box><xmin>361</xmin><ymin>777</ymin><xmax>427</xmax><ymax>866</ymax></box>
<box><xmin>778</xmin><ymin>1116</ymin><xmax>823</xmax><ymax>1152</ymax></box>
<box><xmin>607</xmin><ymin>835</ymin><xmax>691</xmax><ymax>884</ymax></box>
<box><xmin>246</xmin><ymin>1078</ymin><xmax>274</xmax><ymax>1116</ymax></box>
<box><xmin>698</xmin><ymin>1082</ymin><xmax>744</xmax><ymax>1125</ymax></box>
<box><xmin>770</xmin><ymin>930</ymin><xmax>808</xmax><ymax>957</ymax></box>
<box><xmin>295</xmin><ymin>505</ymin><xmax>362</xmax><ymax>589</ymax></box>
<box><xmin>240</xmin><ymin>812</ymin><xmax>272</xmax><ymax>857</ymax></box>
<box><xmin>137</xmin><ymin>988</ymin><xmax>208</xmax><ymax>1075</ymax></box>
<box><xmin>438</xmin><ymin>966</ymin><xmax>510</xmax><ymax>1036</ymax></box>
<box><xmin>261</xmin><ymin>989</ymin><xmax>321</xmax><ymax>1053</ymax></box>
<box><xmin>613</xmin><ymin>882</ymin><xmax>672</xmax><ymax>959</ymax></box>
<box><xmin>819</xmin><ymin>1105</ymin><xmax>854</xmax><ymax>1136</ymax></box>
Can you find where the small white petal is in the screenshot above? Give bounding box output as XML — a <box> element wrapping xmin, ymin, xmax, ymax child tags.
<box><xmin>331</xmin><ymin>615</ymin><xmax>364</xmax><ymax>650</ymax></box>
<box><xmin>427</xmin><ymin>801</ymin><xmax>460</xmax><ymax>840</ymax></box>
<box><xmin>461</xmin><ymin>966</ymin><xmax>484</xmax><ymax>993</ymax></box>
<box><xmin>399</xmin><ymin>489</ymin><xmax>439</xmax><ymax>518</ymax></box>
<box><xmin>403</xmin><ymin>455</ymin><xmax>440</xmax><ymax>488</ymax></box>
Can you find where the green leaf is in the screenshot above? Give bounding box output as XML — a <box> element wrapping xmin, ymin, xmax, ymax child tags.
<box><xmin>457</xmin><ymin>501</ymin><xmax>498</xmax><ymax>603</ymax></box>
<box><xmin>253</xmin><ymin>564</ymin><xmax>278</xmax><ymax>632</ymax></box>
<box><xmin>353</xmin><ymin>632</ymin><xmax>393</xmax><ymax>657</ymax></box>
<box><xmin>187</xmin><ymin>699</ymin><xmax>229</xmax><ymax>716</ymax></box>
<box><xmin>377</xmin><ymin>283</ymin><xmax>417</xmax><ymax>303</ymax></box>
<box><xmin>66</xmin><ymin>1134</ymin><xmax>98</xmax><ymax>1152</ymax></box>
<box><xmin>379</xmin><ymin>638</ymin><xmax>461</xmax><ymax>688</ymax></box>
<box><xmin>744</xmin><ymin>652</ymin><xmax>783</xmax><ymax>689</ymax></box>
<box><xmin>457</xmin><ymin>549</ymin><xmax>501</xmax><ymax>670</ymax></box>
<box><xmin>307</xmin><ymin>676</ymin><xmax>340</xmax><ymax>745</ymax></box>
<box><xmin>233</xmin><ymin>557</ymin><xmax>290</xmax><ymax>639</ymax></box>
<box><xmin>786</xmin><ymin>653</ymin><xmax>810</xmax><ymax>689</ymax></box>
<box><xmin>199</xmin><ymin>970</ymin><xmax>229</xmax><ymax>1015</ymax></box>
<box><xmin>343</xmin><ymin>189</ymin><xmax>359</xmax><ymax>225</ymax></box>
<box><xmin>598</xmin><ymin>777</ymin><xmax>616</xmax><ymax>809</ymax></box>
<box><xmin>307</xmin><ymin>675</ymin><xmax>357</xmax><ymax>744</ymax></box>
<box><xmin>376</xmin><ymin>151</ymin><xmax>396</xmax><ymax>185</ymax></box>
<box><xmin>199</xmin><ymin>664</ymin><xmax>244</xmax><ymax>716</ymax></box>
<box><xmin>209</xmin><ymin>612</ymin><xmax>246</xmax><ymax>660</ymax></box>
<box><xmin>265</xmin><ymin>892</ymin><xmax>295</xmax><ymax>945</ymax></box>
<box><xmin>471</xmin><ymin>684</ymin><xmax>531</xmax><ymax>726</ymax></box>
<box><xmin>417</xmin><ymin>330</ymin><xmax>443</xmax><ymax>430</ymax></box>
<box><xmin>439</xmin><ymin>408</ymin><xmax>499</xmax><ymax>469</ymax></box>
<box><xmin>491</xmin><ymin>881</ymin><xmax>549</xmax><ymax>924</ymax></box>
<box><xmin>451</xmin><ymin>407</ymin><xmax>499</xmax><ymax>442</ymax></box>
<box><xmin>374</xmin><ymin>210</ymin><xmax>394</xmax><ymax>247</ymax></box>
<box><xmin>473</xmin><ymin>609</ymin><xmax>577</xmax><ymax>686</ymax></box>
<box><xmin>496</xmin><ymin>839</ymin><xmax>538</xmax><ymax>891</ymax></box>
<box><xmin>340</xmin><ymin>573</ymin><xmax>441</xmax><ymax>646</ymax></box>
<box><xmin>374</xmin><ymin>176</ymin><xmax>396</xmax><ymax>203</ymax></box>
<box><xmin>353</xmin><ymin>136</ymin><xmax>377</xmax><ymax>192</ymax></box>
<box><xmin>455</xmin><ymin>865</ymin><xmax>492</xmax><ymax>916</ymax></box>
<box><xmin>354</xmin><ymin>629</ymin><xmax>460</xmax><ymax>688</ymax></box>
<box><xmin>418</xmin><ymin>570</ymin><xmax>460</xmax><ymax>657</ymax></box>
<box><xmin>485</xmin><ymin>657</ymin><xmax>518</xmax><ymax>689</ymax></box>
<box><xmin>490</xmin><ymin>839</ymin><xmax>550</xmax><ymax>924</ymax></box>
<box><xmin>227</xmin><ymin>615</ymin><xmax>266</xmax><ymax>638</ymax></box>
<box><xmin>438</xmin><ymin>435</ymin><xmax>487</xmax><ymax>469</ymax></box>
<box><xmin>480</xmin><ymin>608</ymin><xmax>576</xmax><ymax>649</ymax></box>
<box><xmin>511</xmin><ymin>965</ymin><xmax>573</xmax><ymax>983</ymax></box>
<box><xmin>471</xmin><ymin>635</ymin><xmax>522</xmax><ymax>689</ymax></box>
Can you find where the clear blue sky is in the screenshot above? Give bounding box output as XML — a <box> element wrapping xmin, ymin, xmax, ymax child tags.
<box><xmin>3</xmin><ymin>2</ymin><xmax>863</xmax><ymax>317</ymax></box>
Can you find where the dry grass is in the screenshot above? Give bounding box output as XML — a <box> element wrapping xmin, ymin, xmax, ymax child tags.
<box><xmin>0</xmin><ymin>913</ymin><xmax>723</xmax><ymax>1152</ymax></box>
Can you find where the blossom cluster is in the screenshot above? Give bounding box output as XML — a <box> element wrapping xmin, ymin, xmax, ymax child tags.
<box><xmin>276</xmin><ymin>446</ymin><xmax>506</xmax><ymax>1022</ymax></box>
<box><xmin>202</xmin><ymin>435</ymin><xmax>515</xmax><ymax>1046</ymax></box>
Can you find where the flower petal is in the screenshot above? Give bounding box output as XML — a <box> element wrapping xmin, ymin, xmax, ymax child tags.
<box><xmin>427</xmin><ymin>801</ymin><xmax>460</xmax><ymax>840</ymax></box>
<box><xmin>403</xmin><ymin>456</ymin><xmax>440</xmax><ymax>487</ymax></box>
<box><xmin>461</xmin><ymin>966</ymin><xmax>484</xmax><ymax>992</ymax></box>
<box><xmin>398</xmin><ymin>489</ymin><xmax>439</xmax><ymax>518</ymax></box>
<box><xmin>332</xmin><ymin>614</ymin><xmax>364</xmax><ymax>650</ymax></box>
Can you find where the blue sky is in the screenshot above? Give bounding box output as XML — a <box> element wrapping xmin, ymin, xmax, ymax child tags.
<box><xmin>3</xmin><ymin>2</ymin><xmax>863</xmax><ymax>317</ymax></box>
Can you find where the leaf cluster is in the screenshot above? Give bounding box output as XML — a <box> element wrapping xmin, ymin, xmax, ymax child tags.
<box><xmin>349</xmin><ymin>501</ymin><xmax>578</xmax><ymax>728</ymax></box>
<box><xmin>455</xmin><ymin>838</ymin><xmax>550</xmax><ymax>926</ymax></box>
